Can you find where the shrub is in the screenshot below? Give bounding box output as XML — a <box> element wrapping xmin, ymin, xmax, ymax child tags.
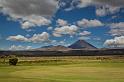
<box><xmin>9</xmin><ymin>58</ymin><xmax>18</xmax><ymax>66</ymax></box>
<box><xmin>0</xmin><ymin>55</ymin><xmax>7</xmax><ymax>63</ymax></box>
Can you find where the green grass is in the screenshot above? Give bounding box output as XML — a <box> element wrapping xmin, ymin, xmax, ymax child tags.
<box><xmin>0</xmin><ymin>56</ymin><xmax>124</xmax><ymax>82</ymax></box>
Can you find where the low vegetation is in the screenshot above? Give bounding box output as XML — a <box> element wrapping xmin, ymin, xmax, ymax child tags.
<box><xmin>9</xmin><ymin>58</ymin><xmax>18</xmax><ymax>65</ymax></box>
<box><xmin>0</xmin><ymin>56</ymin><xmax>124</xmax><ymax>82</ymax></box>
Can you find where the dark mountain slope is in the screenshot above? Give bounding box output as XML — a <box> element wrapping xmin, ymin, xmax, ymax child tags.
<box><xmin>68</xmin><ymin>40</ymin><xmax>97</xmax><ymax>49</ymax></box>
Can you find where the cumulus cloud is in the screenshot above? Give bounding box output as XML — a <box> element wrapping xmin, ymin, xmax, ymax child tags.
<box><xmin>93</xmin><ymin>0</ymin><xmax>124</xmax><ymax>7</ymax></box>
<box><xmin>7</xmin><ymin>35</ymin><xmax>28</xmax><ymax>42</ymax></box>
<box><xmin>30</xmin><ymin>32</ymin><xmax>50</xmax><ymax>43</ymax></box>
<box><xmin>0</xmin><ymin>0</ymin><xmax>58</xmax><ymax>29</ymax></box>
<box><xmin>9</xmin><ymin>45</ymin><xmax>32</xmax><ymax>50</ymax></box>
<box><xmin>64</xmin><ymin>0</ymin><xmax>123</xmax><ymax>16</ymax></box>
<box><xmin>0</xmin><ymin>0</ymin><xmax>58</xmax><ymax>17</ymax></box>
<box><xmin>56</xmin><ymin>19</ymin><xmax>68</xmax><ymax>26</ymax></box>
<box><xmin>110</xmin><ymin>22</ymin><xmax>124</xmax><ymax>29</ymax></box>
<box><xmin>78</xmin><ymin>0</ymin><xmax>124</xmax><ymax>7</ymax></box>
<box><xmin>78</xmin><ymin>30</ymin><xmax>91</xmax><ymax>40</ymax></box>
<box><xmin>77</xmin><ymin>19</ymin><xmax>103</xmax><ymax>28</ymax></box>
<box><xmin>79</xmin><ymin>31</ymin><xmax>91</xmax><ymax>36</ymax></box>
<box><xmin>77</xmin><ymin>0</ymin><xmax>95</xmax><ymax>8</ymax></box>
<box><xmin>109</xmin><ymin>22</ymin><xmax>124</xmax><ymax>36</ymax></box>
<box><xmin>80</xmin><ymin>0</ymin><xmax>123</xmax><ymax>16</ymax></box>
<box><xmin>104</xmin><ymin>36</ymin><xmax>124</xmax><ymax>48</ymax></box>
<box><xmin>21</xmin><ymin>15</ymin><xmax>51</xmax><ymax>29</ymax></box>
<box><xmin>53</xmin><ymin>25</ymin><xmax>78</xmax><ymax>37</ymax></box>
<box><xmin>96</xmin><ymin>6</ymin><xmax>120</xmax><ymax>16</ymax></box>
<box><xmin>47</xmin><ymin>27</ymin><xmax>53</xmax><ymax>30</ymax></box>
<box><xmin>50</xmin><ymin>39</ymin><xmax>67</xmax><ymax>46</ymax></box>
<box><xmin>7</xmin><ymin>32</ymin><xmax>50</xmax><ymax>43</ymax></box>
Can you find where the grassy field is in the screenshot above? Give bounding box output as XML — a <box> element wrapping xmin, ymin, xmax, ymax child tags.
<box><xmin>0</xmin><ymin>56</ymin><xmax>124</xmax><ymax>82</ymax></box>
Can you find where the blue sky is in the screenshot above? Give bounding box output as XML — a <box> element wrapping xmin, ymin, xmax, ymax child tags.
<box><xmin>0</xmin><ymin>0</ymin><xmax>124</xmax><ymax>50</ymax></box>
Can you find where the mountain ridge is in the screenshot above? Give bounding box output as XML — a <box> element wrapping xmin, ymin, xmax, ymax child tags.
<box><xmin>35</xmin><ymin>40</ymin><xmax>97</xmax><ymax>51</ymax></box>
<box><xmin>35</xmin><ymin>45</ymin><xmax>71</xmax><ymax>51</ymax></box>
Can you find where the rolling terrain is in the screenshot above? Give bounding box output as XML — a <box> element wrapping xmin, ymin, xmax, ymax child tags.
<box><xmin>0</xmin><ymin>56</ymin><xmax>124</xmax><ymax>82</ymax></box>
<box><xmin>0</xmin><ymin>40</ymin><xmax>124</xmax><ymax>57</ymax></box>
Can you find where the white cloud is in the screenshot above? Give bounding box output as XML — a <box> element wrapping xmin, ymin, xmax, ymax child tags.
<box><xmin>0</xmin><ymin>0</ymin><xmax>58</xmax><ymax>17</ymax></box>
<box><xmin>7</xmin><ymin>35</ymin><xmax>28</xmax><ymax>42</ymax></box>
<box><xmin>78</xmin><ymin>36</ymin><xmax>90</xmax><ymax>40</ymax></box>
<box><xmin>77</xmin><ymin>0</ymin><xmax>94</xmax><ymax>8</ymax></box>
<box><xmin>104</xmin><ymin>36</ymin><xmax>124</xmax><ymax>48</ymax></box>
<box><xmin>79</xmin><ymin>31</ymin><xmax>91</xmax><ymax>36</ymax></box>
<box><xmin>59</xmin><ymin>40</ymin><xmax>66</xmax><ymax>44</ymax></box>
<box><xmin>30</xmin><ymin>32</ymin><xmax>50</xmax><ymax>43</ymax></box>
<box><xmin>0</xmin><ymin>0</ymin><xmax>57</xmax><ymax>29</ymax></box>
<box><xmin>9</xmin><ymin>45</ymin><xmax>32</xmax><ymax>50</ymax></box>
<box><xmin>77</xmin><ymin>19</ymin><xmax>103</xmax><ymax>28</ymax></box>
<box><xmin>64</xmin><ymin>0</ymin><xmax>122</xmax><ymax>16</ymax></box>
<box><xmin>110</xmin><ymin>22</ymin><xmax>124</xmax><ymax>29</ymax></box>
<box><xmin>62</xmin><ymin>0</ymin><xmax>94</xmax><ymax>11</ymax></box>
<box><xmin>21</xmin><ymin>21</ymin><xmax>35</xmax><ymax>29</ymax></box>
<box><xmin>21</xmin><ymin>15</ymin><xmax>51</xmax><ymax>29</ymax></box>
<box><xmin>51</xmin><ymin>40</ymin><xmax>57</xmax><ymax>43</ymax></box>
<box><xmin>7</xmin><ymin>32</ymin><xmax>50</xmax><ymax>43</ymax></box>
<box><xmin>93</xmin><ymin>0</ymin><xmax>124</xmax><ymax>7</ymax></box>
<box><xmin>53</xmin><ymin>32</ymin><xmax>62</xmax><ymax>37</ymax></box>
<box><xmin>53</xmin><ymin>25</ymin><xmax>78</xmax><ymax>37</ymax></box>
<box><xmin>47</xmin><ymin>27</ymin><xmax>53</xmax><ymax>30</ymax></box>
<box><xmin>109</xmin><ymin>22</ymin><xmax>124</xmax><ymax>36</ymax></box>
<box><xmin>50</xmin><ymin>39</ymin><xmax>67</xmax><ymax>46</ymax></box>
<box><xmin>80</xmin><ymin>0</ymin><xmax>122</xmax><ymax>16</ymax></box>
<box><xmin>78</xmin><ymin>31</ymin><xmax>91</xmax><ymax>40</ymax></box>
<box><xmin>96</xmin><ymin>6</ymin><xmax>120</xmax><ymax>16</ymax></box>
<box><xmin>78</xmin><ymin>0</ymin><xmax>124</xmax><ymax>8</ymax></box>
<box><xmin>56</xmin><ymin>19</ymin><xmax>68</xmax><ymax>26</ymax></box>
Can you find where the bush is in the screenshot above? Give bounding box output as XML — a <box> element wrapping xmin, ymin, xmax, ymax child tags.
<box><xmin>9</xmin><ymin>58</ymin><xmax>18</xmax><ymax>66</ymax></box>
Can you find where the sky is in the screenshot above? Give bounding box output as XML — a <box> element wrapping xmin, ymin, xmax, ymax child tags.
<box><xmin>0</xmin><ymin>0</ymin><xmax>124</xmax><ymax>50</ymax></box>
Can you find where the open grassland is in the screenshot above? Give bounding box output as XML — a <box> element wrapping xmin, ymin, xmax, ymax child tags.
<box><xmin>0</xmin><ymin>56</ymin><xmax>124</xmax><ymax>82</ymax></box>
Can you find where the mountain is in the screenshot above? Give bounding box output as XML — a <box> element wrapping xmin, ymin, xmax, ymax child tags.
<box><xmin>35</xmin><ymin>40</ymin><xmax>97</xmax><ymax>51</ymax></box>
<box><xmin>68</xmin><ymin>40</ymin><xmax>97</xmax><ymax>49</ymax></box>
<box><xmin>35</xmin><ymin>45</ymin><xmax>71</xmax><ymax>51</ymax></box>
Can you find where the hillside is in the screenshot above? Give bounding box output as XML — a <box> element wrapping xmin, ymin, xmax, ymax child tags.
<box><xmin>68</xmin><ymin>40</ymin><xmax>97</xmax><ymax>49</ymax></box>
<box><xmin>35</xmin><ymin>45</ymin><xmax>71</xmax><ymax>51</ymax></box>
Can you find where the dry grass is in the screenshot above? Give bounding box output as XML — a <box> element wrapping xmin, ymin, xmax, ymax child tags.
<box><xmin>0</xmin><ymin>56</ymin><xmax>124</xmax><ymax>82</ymax></box>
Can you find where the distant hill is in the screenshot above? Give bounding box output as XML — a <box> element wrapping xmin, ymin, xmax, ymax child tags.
<box><xmin>35</xmin><ymin>40</ymin><xmax>97</xmax><ymax>51</ymax></box>
<box><xmin>35</xmin><ymin>45</ymin><xmax>71</xmax><ymax>51</ymax></box>
<box><xmin>68</xmin><ymin>40</ymin><xmax>97</xmax><ymax>49</ymax></box>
